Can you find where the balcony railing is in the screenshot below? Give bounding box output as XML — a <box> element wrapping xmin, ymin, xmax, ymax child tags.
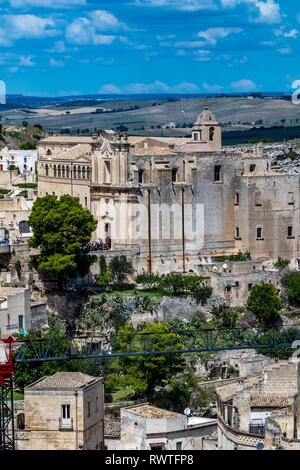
<box><xmin>249</xmin><ymin>424</ymin><xmax>265</xmax><ymax>436</ymax></box>
<box><xmin>59</xmin><ymin>418</ymin><xmax>73</xmax><ymax>430</ymax></box>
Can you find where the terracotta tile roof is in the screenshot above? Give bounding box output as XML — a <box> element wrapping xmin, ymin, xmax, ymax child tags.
<box><xmin>26</xmin><ymin>372</ymin><xmax>100</xmax><ymax>391</ymax></box>
<box><xmin>47</xmin><ymin>144</ymin><xmax>92</xmax><ymax>162</ymax></box>
<box><xmin>251</xmin><ymin>395</ymin><xmax>289</xmax><ymax>408</ymax></box>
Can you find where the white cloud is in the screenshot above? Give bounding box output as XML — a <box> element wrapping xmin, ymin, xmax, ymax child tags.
<box><xmin>197</xmin><ymin>27</ymin><xmax>242</xmax><ymax>45</ymax></box>
<box><xmin>230</xmin><ymin>79</ymin><xmax>257</xmax><ymax>91</ymax></box>
<box><xmin>202</xmin><ymin>82</ymin><xmax>224</xmax><ymax>92</ymax></box>
<box><xmin>135</xmin><ymin>0</ymin><xmax>216</xmax><ymax>11</ymax></box>
<box><xmin>19</xmin><ymin>55</ymin><xmax>35</xmax><ymax>66</ymax></box>
<box><xmin>89</xmin><ymin>10</ymin><xmax>122</xmax><ymax>32</ymax></box>
<box><xmin>6</xmin><ymin>0</ymin><xmax>86</xmax><ymax>7</ymax></box>
<box><xmin>66</xmin><ymin>10</ymin><xmax>123</xmax><ymax>45</ymax></box>
<box><xmin>50</xmin><ymin>57</ymin><xmax>64</xmax><ymax>67</ymax></box>
<box><xmin>47</xmin><ymin>40</ymin><xmax>66</xmax><ymax>53</ymax></box>
<box><xmin>221</xmin><ymin>0</ymin><xmax>281</xmax><ymax>24</ymax></box>
<box><xmin>99</xmin><ymin>80</ymin><xmax>200</xmax><ymax>94</ymax></box>
<box><xmin>277</xmin><ymin>47</ymin><xmax>292</xmax><ymax>55</ymax></box>
<box><xmin>1</xmin><ymin>14</ymin><xmax>59</xmax><ymax>41</ymax></box>
<box><xmin>136</xmin><ymin>0</ymin><xmax>281</xmax><ymax>23</ymax></box>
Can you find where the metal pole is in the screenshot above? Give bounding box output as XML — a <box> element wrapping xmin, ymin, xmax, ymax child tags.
<box><xmin>148</xmin><ymin>189</ymin><xmax>152</xmax><ymax>274</ymax></box>
<box><xmin>182</xmin><ymin>187</ymin><xmax>186</xmax><ymax>273</ymax></box>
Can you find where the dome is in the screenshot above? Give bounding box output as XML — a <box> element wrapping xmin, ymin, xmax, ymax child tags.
<box><xmin>195</xmin><ymin>106</ymin><xmax>219</xmax><ymax>126</ymax></box>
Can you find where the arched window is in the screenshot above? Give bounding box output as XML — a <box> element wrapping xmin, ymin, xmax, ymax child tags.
<box><xmin>82</xmin><ymin>167</ymin><xmax>86</xmax><ymax>179</ymax></box>
<box><xmin>66</xmin><ymin>166</ymin><xmax>70</xmax><ymax>177</ymax></box>
<box><xmin>73</xmin><ymin>167</ymin><xmax>77</xmax><ymax>178</ymax></box>
<box><xmin>78</xmin><ymin>166</ymin><xmax>81</xmax><ymax>178</ymax></box>
<box><xmin>58</xmin><ymin>165</ymin><xmax>61</xmax><ymax>177</ymax></box>
<box><xmin>209</xmin><ymin>127</ymin><xmax>215</xmax><ymax>141</ymax></box>
<box><xmin>45</xmin><ymin>164</ymin><xmax>49</xmax><ymax>176</ymax></box>
<box><xmin>46</xmin><ymin>149</ymin><xmax>52</xmax><ymax>156</ymax></box>
<box><xmin>62</xmin><ymin>165</ymin><xmax>65</xmax><ymax>177</ymax></box>
<box><xmin>87</xmin><ymin>167</ymin><xmax>91</xmax><ymax>179</ymax></box>
<box><xmin>53</xmin><ymin>165</ymin><xmax>57</xmax><ymax>177</ymax></box>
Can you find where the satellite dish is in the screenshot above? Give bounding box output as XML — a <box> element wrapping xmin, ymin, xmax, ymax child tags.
<box><xmin>184</xmin><ymin>408</ymin><xmax>191</xmax><ymax>416</ymax></box>
<box><xmin>223</xmin><ymin>264</ymin><xmax>228</xmax><ymax>270</ymax></box>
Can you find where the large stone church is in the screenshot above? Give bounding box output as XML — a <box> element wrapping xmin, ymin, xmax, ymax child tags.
<box><xmin>37</xmin><ymin>107</ymin><xmax>300</xmax><ymax>274</ymax></box>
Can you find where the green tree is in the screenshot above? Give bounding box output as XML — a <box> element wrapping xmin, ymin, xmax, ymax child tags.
<box><xmin>109</xmin><ymin>255</ymin><xmax>134</xmax><ymax>287</ymax></box>
<box><xmin>22</xmin><ymin>120</ymin><xmax>28</xmax><ymax>128</ymax></box>
<box><xmin>20</xmin><ymin>141</ymin><xmax>36</xmax><ymax>150</ymax></box>
<box><xmin>281</xmin><ymin>271</ymin><xmax>300</xmax><ymax>307</ymax></box>
<box><xmin>193</xmin><ymin>285</ymin><xmax>213</xmax><ymax>305</ymax></box>
<box><xmin>211</xmin><ymin>305</ymin><xmax>239</xmax><ymax>328</ymax></box>
<box><xmin>107</xmin><ymin>323</ymin><xmax>185</xmax><ymax>396</ymax></box>
<box><xmin>28</xmin><ymin>194</ymin><xmax>97</xmax><ymax>285</ymax></box>
<box><xmin>95</xmin><ymin>255</ymin><xmax>112</xmax><ymax>289</ymax></box>
<box><xmin>247</xmin><ymin>283</ymin><xmax>281</xmax><ymax>325</ymax></box>
<box><xmin>13</xmin><ymin>319</ymin><xmax>84</xmax><ymax>392</ymax></box>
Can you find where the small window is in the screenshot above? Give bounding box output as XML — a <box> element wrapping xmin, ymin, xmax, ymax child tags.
<box><xmin>288</xmin><ymin>192</ymin><xmax>294</xmax><ymax>205</ymax></box>
<box><xmin>236</xmin><ymin>227</ymin><xmax>240</xmax><ymax>238</ymax></box>
<box><xmin>85</xmin><ymin>197</ymin><xmax>88</xmax><ymax>208</ymax></box>
<box><xmin>193</xmin><ymin>133</ymin><xmax>199</xmax><ymax>141</ymax></box>
<box><xmin>138</xmin><ymin>169</ymin><xmax>144</xmax><ymax>184</ymax></box>
<box><xmin>87</xmin><ymin>401</ymin><xmax>91</xmax><ymax>417</ymax></box>
<box><xmin>235</xmin><ymin>192</ymin><xmax>239</xmax><ymax>205</ymax></box>
<box><xmin>172</xmin><ymin>169</ymin><xmax>177</xmax><ymax>183</ymax></box>
<box><xmin>214</xmin><ymin>165</ymin><xmax>221</xmax><ymax>182</ymax></box>
<box><xmin>288</xmin><ymin>226</ymin><xmax>293</xmax><ymax>237</ymax></box>
<box><xmin>257</xmin><ymin>227</ymin><xmax>262</xmax><ymax>239</ymax></box>
<box><xmin>250</xmin><ymin>164</ymin><xmax>256</xmax><ymax>173</ymax></box>
<box><xmin>176</xmin><ymin>442</ymin><xmax>182</xmax><ymax>450</ymax></box>
<box><xmin>18</xmin><ymin>315</ymin><xmax>24</xmax><ymax>330</ymax></box>
<box><xmin>209</xmin><ymin>127</ymin><xmax>215</xmax><ymax>141</ymax></box>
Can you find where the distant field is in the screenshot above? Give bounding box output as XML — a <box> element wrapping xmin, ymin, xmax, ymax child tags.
<box><xmin>2</xmin><ymin>97</ymin><xmax>300</xmax><ymax>140</ymax></box>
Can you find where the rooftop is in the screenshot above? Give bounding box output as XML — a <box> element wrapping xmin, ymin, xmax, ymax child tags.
<box><xmin>251</xmin><ymin>395</ymin><xmax>290</xmax><ymax>408</ymax></box>
<box><xmin>126</xmin><ymin>405</ymin><xmax>183</xmax><ymax>419</ymax></box>
<box><xmin>26</xmin><ymin>372</ymin><xmax>101</xmax><ymax>391</ymax></box>
<box><xmin>40</xmin><ymin>136</ymin><xmax>94</xmax><ymax>144</ymax></box>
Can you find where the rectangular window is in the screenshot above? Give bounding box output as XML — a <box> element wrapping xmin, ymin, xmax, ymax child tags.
<box><xmin>176</xmin><ymin>442</ymin><xmax>182</xmax><ymax>450</ymax></box>
<box><xmin>250</xmin><ymin>164</ymin><xmax>256</xmax><ymax>173</ymax></box>
<box><xmin>257</xmin><ymin>227</ymin><xmax>262</xmax><ymax>239</ymax></box>
<box><xmin>85</xmin><ymin>197</ymin><xmax>88</xmax><ymax>209</ymax></box>
<box><xmin>87</xmin><ymin>401</ymin><xmax>91</xmax><ymax>417</ymax></box>
<box><xmin>214</xmin><ymin>165</ymin><xmax>221</xmax><ymax>182</ymax></box>
<box><xmin>172</xmin><ymin>169</ymin><xmax>177</xmax><ymax>183</ymax></box>
<box><xmin>235</xmin><ymin>192</ymin><xmax>240</xmax><ymax>205</ymax></box>
<box><xmin>61</xmin><ymin>404</ymin><xmax>71</xmax><ymax>428</ymax></box>
<box><xmin>104</xmin><ymin>161</ymin><xmax>111</xmax><ymax>184</ymax></box>
<box><xmin>288</xmin><ymin>192</ymin><xmax>294</xmax><ymax>205</ymax></box>
<box><xmin>138</xmin><ymin>169</ymin><xmax>144</xmax><ymax>184</ymax></box>
<box><xmin>288</xmin><ymin>226</ymin><xmax>293</xmax><ymax>237</ymax></box>
<box><xmin>18</xmin><ymin>315</ymin><xmax>23</xmax><ymax>330</ymax></box>
<box><xmin>236</xmin><ymin>227</ymin><xmax>240</xmax><ymax>238</ymax></box>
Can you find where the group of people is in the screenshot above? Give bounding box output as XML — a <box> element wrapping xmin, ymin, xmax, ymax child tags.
<box><xmin>88</xmin><ymin>240</ymin><xmax>111</xmax><ymax>251</ymax></box>
<box><xmin>0</xmin><ymin>238</ymin><xmax>26</xmax><ymax>245</ymax></box>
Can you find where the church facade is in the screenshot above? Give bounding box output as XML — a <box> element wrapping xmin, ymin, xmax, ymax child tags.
<box><xmin>37</xmin><ymin>107</ymin><xmax>300</xmax><ymax>274</ymax></box>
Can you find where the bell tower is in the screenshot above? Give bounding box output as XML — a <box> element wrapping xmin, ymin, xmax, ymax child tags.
<box><xmin>192</xmin><ymin>106</ymin><xmax>221</xmax><ymax>151</ymax></box>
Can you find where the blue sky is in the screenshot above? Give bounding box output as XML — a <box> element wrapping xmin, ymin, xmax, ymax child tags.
<box><xmin>0</xmin><ymin>0</ymin><xmax>299</xmax><ymax>96</ymax></box>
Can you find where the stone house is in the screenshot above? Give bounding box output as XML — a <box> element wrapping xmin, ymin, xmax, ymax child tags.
<box><xmin>16</xmin><ymin>372</ymin><xmax>104</xmax><ymax>450</ymax></box>
<box><xmin>216</xmin><ymin>359</ymin><xmax>300</xmax><ymax>450</ymax></box>
<box><xmin>0</xmin><ymin>287</ymin><xmax>47</xmax><ymax>338</ymax></box>
<box><xmin>105</xmin><ymin>404</ymin><xmax>217</xmax><ymax>450</ymax></box>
